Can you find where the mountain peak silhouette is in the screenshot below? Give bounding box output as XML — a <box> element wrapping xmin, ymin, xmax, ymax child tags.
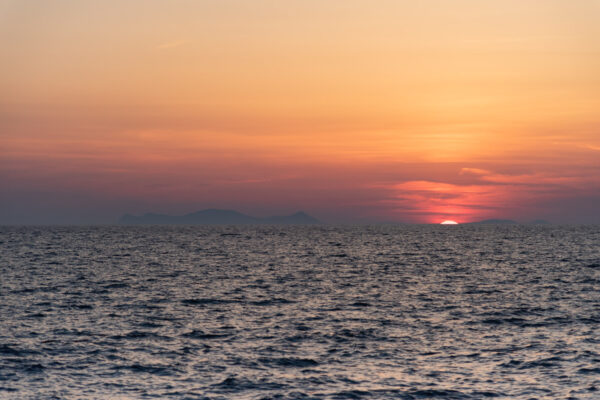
<box><xmin>119</xmin><ymin>209</ymin><xmax>320</xmax><ymax>225</ymax></box>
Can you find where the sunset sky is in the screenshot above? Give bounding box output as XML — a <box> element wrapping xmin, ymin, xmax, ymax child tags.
<box><xmin>1</xmin><ymin>0</ymin><xmax>599</xmax><ymax>224</ymax></box>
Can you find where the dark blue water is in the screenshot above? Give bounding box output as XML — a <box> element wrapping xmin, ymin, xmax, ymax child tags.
<box><xmin>1</xmin><ymin>225</ymin><xmax>599</xmax><ymax>399</ymax></box>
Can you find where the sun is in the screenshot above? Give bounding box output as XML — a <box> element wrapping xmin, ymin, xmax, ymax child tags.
<box><xmin>440</xmin><ymin>220</ymin><xmax>459</xmax><ymax>225</ymax></box>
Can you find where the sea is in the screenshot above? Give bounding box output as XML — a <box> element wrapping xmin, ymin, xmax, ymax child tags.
<box><xmin>0</xmin><ymin>225</ymin><xmax>599</xmax><ymax>399</ymax></box>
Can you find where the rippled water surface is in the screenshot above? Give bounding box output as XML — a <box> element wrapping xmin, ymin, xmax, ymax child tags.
<box><xmin>1</xmin><ymin>225</ymin><xmax>600</xmax><ymax>399</ymax></box>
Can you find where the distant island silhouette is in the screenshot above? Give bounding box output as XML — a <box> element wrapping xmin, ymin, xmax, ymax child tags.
<box><xmin>468</xmin><ymin>219</ymin><xmax>518</xmax><ymax>225</ymax></box>
<box><xmin>467</xmin><ymin>219</ymin><xmax>550</xmax><ymax>225</ymax></box>
<box><xmin>119</xmin><ymin>209</ymin><xmax>320</xmax><ymax>225</ymax></box>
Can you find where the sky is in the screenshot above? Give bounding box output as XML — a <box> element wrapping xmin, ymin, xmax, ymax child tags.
<box><xmin>1</xmin><ymin>0</ymin><xmax>600</xmax><ymax>224</ymax></box>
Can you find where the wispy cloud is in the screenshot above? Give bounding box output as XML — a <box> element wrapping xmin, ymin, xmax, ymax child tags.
<box><xmin>582</xmin><ymin>144</ymin><xmax>600</xmax><ymax>151</ymax></box>
<box><xmin>156</xmin><ymin>40</ymin><xmax>188</xmax><ymax>50</ymax></box>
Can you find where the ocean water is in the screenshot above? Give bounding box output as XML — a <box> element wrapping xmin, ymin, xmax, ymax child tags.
<box><xmin>1</xmin><ymin>225</ymin><xmax>599</xmax><ymax>399</ymax></box>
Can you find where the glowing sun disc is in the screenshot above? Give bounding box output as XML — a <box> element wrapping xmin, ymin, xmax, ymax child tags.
<box><xmin>441</xmin><ymin>220</ymin><xmax>459</xmax><ymax>225</ymax></box>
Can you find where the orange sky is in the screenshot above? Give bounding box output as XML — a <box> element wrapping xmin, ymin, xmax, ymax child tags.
<box><xmin>1</xmin><ymin>0</ymin><xmax>600</xmax><ymax>223</ymax></box>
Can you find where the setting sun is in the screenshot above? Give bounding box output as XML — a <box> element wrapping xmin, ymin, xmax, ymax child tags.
<box><xmin>441</xmin><ymin>220</ymin><xmax>459</xmax><ymax>225</ymax></box>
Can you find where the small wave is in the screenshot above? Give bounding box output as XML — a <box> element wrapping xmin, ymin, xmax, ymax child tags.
<box><xmin>331</xmin><ymin>328</ymin><xmax>386</xmax><ymax>342</ymax></box>
<box><xmin>213</xmin><ymin>376</ymin><xmax>286</xmax><ymax>391</ymax></box>
<box><xmin>181</xmin><ymin>329</ymin><xmax>231</xmax><ymax>339</ymax></box>
<box><xmin>284</xmin><ymin>334</ymin><xmax>312</xmax><ymax>343</ymax></box>
<box><xmin>113</xmin><ymin>363</ymin><xmax>176</xmax><ymax>376</ymax></box>
<box><xmin>24</xmin><ymin>312</ymin><xmax>46</xmax><ymax>319</ymax></box>
<box><xmin>138</xmin><ymin>321</ymin><xmax>163</xmax><ymax>328</ymax></box>
<box><xmin>406</xmin><ymin>388</ymin><xmax>471</xmax><ymax>399</ymax></box>
<box><xmin>13</xmin><ymin>287</ymin><xmax>39</xmax><ymax>294</ymax></box>
<box><xmin>501</xmin><ymin>356</ymin><xmax>563</xmax><ymax>369</ymax></box>
<box><xmin>72</xmin><ymin>304</ymin><xmax>93</xmax><ymax>310</ymax></box>
<box><xmin>213</xmin><ymin>376</ymin><xmax>252</xmax><ymax>389</ymax></box>
<box><xmin>23</xmin><ymin>364</ymin><xmax>45</xmax><ymax>374</ymax></box>
<box><xmin>259</xmin><ymin>357</ymin><xmax>319</xmax><ymax>368</ymax></box>
<box><xmin>181</xmin><ymin>298</ymin><xmax>238</xmax><ymax>305</ymax></box>
<box><xmin>52</xmin><ymin>328</ymin><xmax>92</xmax><ymax>337</ymax></box>
<box><xmin>250</xmin><ymin>298</ymin><xmax>296</xmax><ymax>306</ymax></box>
<box><xmin>331</xmin><ymin>390</ymin><xmax>371</xmax><ymax>399</ymax></box>
<box><xmin>110</xmin><ymin>330</ymin><xmax>171</xmax><ymax>341</ymax></box>
<box><xmin>578</xmin><ymin>367</ymin><xmax>600</xmax><ymax>374</ymax></box>
<box><xmin>295</xmin><ymin>324</ymin><xmax>311</xmax><ymax>331</ymax></box>
<box><xmin>470</xmin><ymin>391</ymin><xmax>504</xmax><ymax>398</ymax></box>
<box><xmin>477</xmin><ymin>317</ymin><xmax>526</xmax><ymax>326</ymax></box>
<box><xmin>0</xmin><ymin>344</ymin><xmax>26</xmax><ymax>356</ymax></box>
<box><xmin>103</xmin><ymin>282</ymin><xmax>130</xmax><ymax>289</ymax></box>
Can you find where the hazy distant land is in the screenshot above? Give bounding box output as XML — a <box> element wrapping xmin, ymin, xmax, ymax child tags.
<box><xmin>119</xmin><ymin>209</ymin><xmax>320</xmax><ymax>225</ymax></box>
<box><xmin>467</xmin><ymin>219</ymin><xmax>551</xmax><ymax>225</ymax></box>
<box><xmin>119</xmin><ymin>210</ymin><xmax>551</xmax><ymax>225</ymax></box>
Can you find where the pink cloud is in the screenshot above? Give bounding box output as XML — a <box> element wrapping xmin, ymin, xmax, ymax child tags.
<box><xmin>389</xmin><ymin>167</ymin><xmax>600</xmax><ymax>223</ymax></box>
